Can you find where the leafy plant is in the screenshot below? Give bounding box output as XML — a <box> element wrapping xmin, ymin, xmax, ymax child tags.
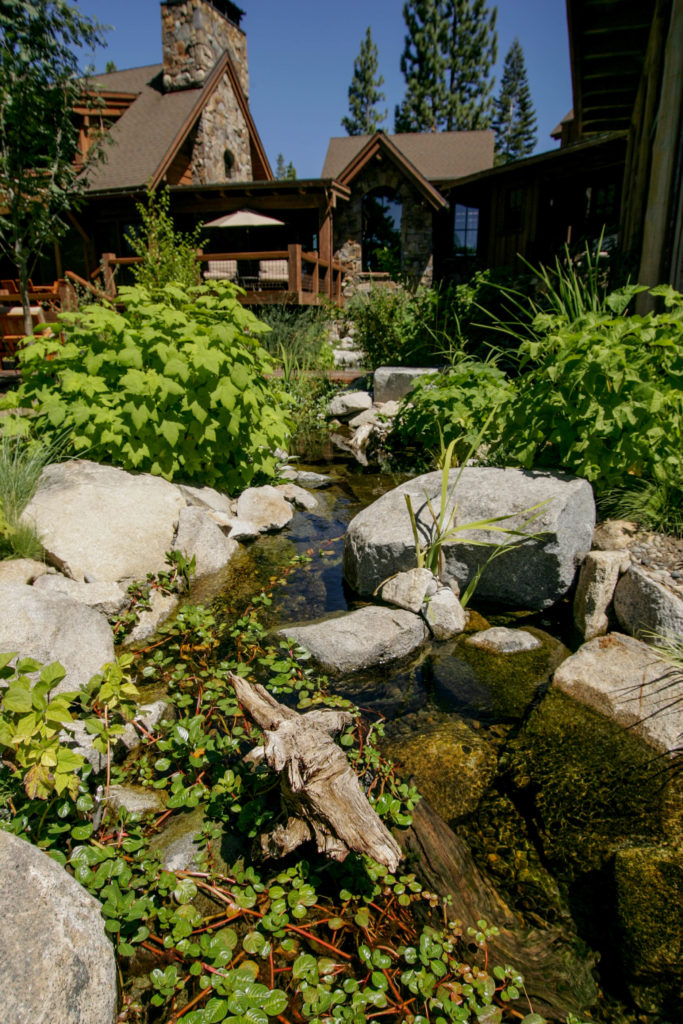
<box><xmin>349</xmin><ymin>283</ymin><xmax>462</xmax><ymax>368</ymax></box>
<box><xmin>125</xmin><ymin>185</ymin><xmax>205</xmax><ymax>292</ymax></box>
<box><xmin>2</xmin><ymin>282</ymin><xmax>292</xmax><ymax>492</ymax></box>
<box><xmin>256</xmin><ymin>303</ymin><xmax>335</xmax><ymax>369</ymax></box>
<box><xmin>495</xmin><ymin>285</ymin><xmax>683</xmax><ymax>495</ymax></box>
<box><xmin>390</xmin><ymin>358</ymin><xmax>513</xmax><ymax>465</ymax></box>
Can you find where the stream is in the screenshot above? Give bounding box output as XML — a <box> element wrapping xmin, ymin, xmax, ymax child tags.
<box><xmin>187</xmin><ymin>456</ymin><xmax>680</xmax><ymax>1024</ymax></box>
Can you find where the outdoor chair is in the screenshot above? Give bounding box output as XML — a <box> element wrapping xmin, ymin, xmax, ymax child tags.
<box><xmin>258</xmin><ymin>259</ymin><xmax>289</xmax><ymax>287</ymax></box>
<box><xmin>203</xmin><ymin>259</ymin><xmax>238</xmax><ymax>281</ymax></box>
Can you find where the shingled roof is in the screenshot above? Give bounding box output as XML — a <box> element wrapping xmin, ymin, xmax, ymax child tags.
<box><xmin>83</xmin><ymin>54</ymin><xmax>271</xmax><ymax>193</ymax></box>
<box><xmin>322</xmin><ymin>131</ymin><xmax>494</xmax><ymax>185</ymax></box>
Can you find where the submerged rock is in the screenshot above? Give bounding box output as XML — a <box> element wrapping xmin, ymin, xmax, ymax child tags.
<box><xmin>614</xmin><ymin>843</ymin><xmax>683</xmax><ymax>1015</ymax></box>
<box><xmin>0</xmin><ymin>830</ymin><xmax>118</xmax><ymax>1024</ymax></box>
<box><xmin>433</xmin><ymin>626</ymin><xmax>569</xmax><ymax>721</ymax></box>
<box><xmin>382</xmin><ymin>713</ymin><xmax>497</xmax><ymax>821</ymax></box>
<box><xmin>344</xmin><ymin>467</ymin><xmax>595</xmax><ymax>609</ymax></box>
<box><xmin>279</xmin><ymin>605</ymin><xmax>427</xmax><ymax>675</ymax></box>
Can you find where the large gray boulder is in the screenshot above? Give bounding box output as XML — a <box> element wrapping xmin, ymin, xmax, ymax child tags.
<box><xmin>344</xmin><ymin>467</ymin><xmax>595</xmax><ymax>609</ymax></box>
<box><xmin>279</xmin><ymin>605</ymin><xmax>427</xmax><ymax>675</ymax></box>
<box><xmin>22</xmin><ymin>460</ymin><xmax>186</xmax><ymax>582</ymax></box>
<box><xmin>0</xmin><ymin>831</ymin><xmax>118</xmax><ymax>1024</ymax></box>
<box><xmin>552</xmin><ymin>632</ymin><xmax>683</xmax><ymax>753</ymax></box>
<box><xmin>0</xmin><ymin>584</ymin><xmax>114</xmax><ymax>694</ymax></box>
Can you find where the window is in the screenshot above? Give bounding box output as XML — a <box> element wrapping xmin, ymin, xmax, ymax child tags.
<box><xmin>453</xmin><ymin>204</ymin><xmax>479</xmax><ymax>255</ymax></box>
<box><xmin>362</xmin><ymin>187</ymin><xmax>402</xmax><ymax>272</ymax></box>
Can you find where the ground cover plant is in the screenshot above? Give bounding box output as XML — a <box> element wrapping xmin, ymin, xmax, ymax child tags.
<box><xmin>0</xmin><ymin>553</ymin><xmax>568</xmax><ymax>1024</ymax></box>
<box><xmin>0</xmin><ymin>281</ymin><xmax>291</xmax><ymax>493</ymax></box>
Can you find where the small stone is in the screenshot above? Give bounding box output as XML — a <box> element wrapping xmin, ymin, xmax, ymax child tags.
<box><xmin>174</xmin><ymin>506</ymin><xmax>238</xmax><ymax>577</ymax></box>
<box><xmin>123</xmin><ymin>590</ymin><xmax>179</xmax><ymax>647</ymax></box>
<box><xmin>467</xmin><ymin>626</ymin><xmax>542</xmax><ymax>653</ymax></box>
<box><xmin>276</xmin><ymin>482</ymin><xmax>319</xmax><ymax>511</ymax></box>
<box><xmin>0</xmin><ymin>558</ymin><xmax>49</xmax><ymax>585</ymax></box>
<box><xmin>107</xmin><ymin>784</ymin><xmax>166</xmax><ymax>816</ymax></box>
<box><xmin>380</xmin><ymin>568</ymin><xmax>436</xmax><ymax>613</ymax></box>
<box><xmin>573</xmin><ymin>550</ymin><xmax>630</xmax><ymax>641</ymax></box>
<box><xmin>348</xmin><ymin>408</ymin><xmax>378</xmax><ymax>429</ymax></box>
<box><xmin>226</xmin><ymin>518</ymin><xmax>261</xmax><ymax>541</ymax></box>
<box><xmin>592</xmin><ymin>520</ymin><xmax>638</xmax><ymax>551</ymax></box>
<box><xmin>236</xmin><ymin>485</ymin><xmax>293</xmax><ymax>533</ymax></box>
<box><xmin>291</xmin><ymin>470</ymin><xmax>333</xmax><ymax>490</ymax></box>
<box><xmin>423</xmin><ymin>587</ymin><xmax>467</xmax><ymax>640</ymax></box>
<box><xmin>327</xmin><ymin>391</ymin><xmax>373</xmax><ymax>419</ymax></box>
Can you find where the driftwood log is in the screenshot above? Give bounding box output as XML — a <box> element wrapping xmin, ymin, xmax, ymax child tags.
<box><xmin>228</xmin><ymin>672</ymin><xmax>402</xmax><ymax>871</ymax></box>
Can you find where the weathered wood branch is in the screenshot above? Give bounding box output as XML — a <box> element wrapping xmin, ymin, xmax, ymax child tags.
<box><xmin>228</xmin><ymin>672</ymin><xmax>402</xmax><ymax>871</ymax></box>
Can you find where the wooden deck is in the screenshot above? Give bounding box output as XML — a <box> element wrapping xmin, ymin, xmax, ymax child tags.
<box><xmin>100</xmin><ymin>244</ymin><xmax>345</xmax><ymax>306</ymax></box>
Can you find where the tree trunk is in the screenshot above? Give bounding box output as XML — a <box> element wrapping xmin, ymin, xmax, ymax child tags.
<box><xmin>228</xmin><ymin>673</ymin><xmax>402</xmax><ymax>871</ymax></box>
<box><xmin>14</xmin><ymin>238</ymin><xmax>33</xmax><ymax>338</ymax></box>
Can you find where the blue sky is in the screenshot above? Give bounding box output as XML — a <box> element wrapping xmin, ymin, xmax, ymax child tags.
<box><xmin>75</xmin><ymin>0</ymin><xmax>572</xmax><ymax>178</ymax></box>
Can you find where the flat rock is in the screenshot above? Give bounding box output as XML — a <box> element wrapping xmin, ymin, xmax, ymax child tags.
<box><xmin>373</xmin><ymin>366</ymin><xmax>436</xmax><ymax>403</ymax></box>
<box><xmin>573</xmin><ymin>550</ymin><xmax>630</xmax><ymax>641</ymax></box>
<box><xmin>279</xmin><ymin>605</ymin><xmax>427</xmax><ymax>675</ymax></box>
<box><xmin>290</xmin><ymin>470</ymin><xmax>333</xmax><ymax>490</ymax></box>
<box><xmin>423</xmin><ymin>587</ymin><xmax>467</xmax><ymax>640</ymax></box>
<box><xmin>467</xmin><ymin>626</ymin><xmax>542</xmax><ymax>653</ymax></box>
<box><xmin>236</xmin><ymin>485</ymin><xmax>293</xmax><ymax>532</ymax></box>
<box><xmin>0</xmin><ymin>558</ymin><xmax>50</xmax><ymax>585</ymax></box>
<box><xmin>0</xmin><ymin>584</ymin><xmax>114</xmax><ymax>694</ymax></box>
<box><xmin>177</xmin><ymin>483</ymin><xmax>233</xmax><ymax>514</ymax></box>
<box><xmin>344</xmin><ymin>467</ymin><xmax>595</xmax><ymax>609</ymax></box>
<box><xmin>33</xmin><ymin>574</ymin><xmax>129</xmax><ymax>617</ymax></box>
<box><xmin>174</xmin><ymin>506</ymin><xmax>238</xmax><ymax>577</ymax></box>
<box><xmin>613</xmin><ymin>564</ymin><xmax>683</xmax><ymax>639</ymax></box>
<box><xmin>552</xmin><ymin>632</ymin><xmax>683</xmax><ymax>753</ymax></box>
<box><xmin>0</xmin><ymin>830</ymin><xmax>118</xmax><ymax>1024</ymax></box>
<box><xmin>327</xmin><ymin>390</ymin><xmax>373</xmax><ymax>419</ymax></box>
<box><xmin>380</xmin><ymin>568</ymin><xmax>436</xmax><ymax>613</ymax></box>
<box><xmin>123</xmin><ymin>590</ymin><xmax>179</xmax><ymax>647</ymax></box>
<box><xmin>22</xmin><ymin>460</ymin><xmax>186</xmax><ymax>582</ymax></box>
<box><xmin>275</xmin><ymin>482</ymin><xmax>319</xmax><ymax>511</ymax></box>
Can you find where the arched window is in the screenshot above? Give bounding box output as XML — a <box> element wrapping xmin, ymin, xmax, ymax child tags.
<box><xmin>362</xmin><ymin>187</ymin><xmax>402</xmax><ymax>272</ymax></box>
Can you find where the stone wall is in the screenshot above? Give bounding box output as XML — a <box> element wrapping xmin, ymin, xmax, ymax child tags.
<box><xmin>190</xmin><ymin>73</ymin><xmax>252</xmax><ymax>183</ymax></box>
<box><xmin>161</xmin><ymin>0</ymin><xmax>249</xmax><ymax>96</ymax></box>
<box><xmin>333</xmin><ymin>162</ymin><xmax>434</xmax><ymax>289</ymax></box>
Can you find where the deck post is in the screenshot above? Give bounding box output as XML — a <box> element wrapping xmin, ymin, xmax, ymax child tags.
<box><xmin>319</xmin><ymin>207</ymin><xmax>333</xmax><ymax>299</ymax></box>
<box><xmin>102</xmin><ymin>253</ymin><xmax>116</xmax><ymax>298</ymax></box>
<box><xmin>288</xmin><ymin>243</ymin><xmax>302</xmax><ymax>299</ymax></box>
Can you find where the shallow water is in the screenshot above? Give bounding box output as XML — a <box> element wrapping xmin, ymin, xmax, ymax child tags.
<box><xmin>197</xmin><ymin>460</ymin><xmax>680</xmax><ymax>1023</ymax></box>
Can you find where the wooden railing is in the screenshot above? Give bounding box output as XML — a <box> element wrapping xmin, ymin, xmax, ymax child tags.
<box><xmin>99</xmin><ymin>244</ymin><xmax>344</xmax><ymax>306</ymax></box>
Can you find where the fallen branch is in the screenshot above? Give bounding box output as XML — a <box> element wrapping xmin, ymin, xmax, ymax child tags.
<box><xmin>228</xmin><ymin>672</ymin><xmax>401</xmax><ymax>871</ymax></box>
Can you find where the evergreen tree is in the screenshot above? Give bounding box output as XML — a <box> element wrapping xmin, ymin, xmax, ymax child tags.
<box><xmin>492</xmin><ymin>37</ymin><xmax>537</xmax><ymax>162</ymax></box>
<box><xmin>275</xmin><ymin>154</ymin><xmax>297</xmax><ymax>180</ymax></box>
<box><xmin>443</xmin><ymin>0</ymin><xmax>498</xmax><ymax>130</ymax></box>
<box><xmin>342</xmin><ymin>27</ymin><xmax>387</xmax><ymax>136</ymax></box>
<box><xmin>394</xmin><ymin>0</ymin><xmax>448</xmax><ymax>133</ymax></box>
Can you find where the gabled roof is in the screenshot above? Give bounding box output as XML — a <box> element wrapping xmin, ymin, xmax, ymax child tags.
<box><xmin>322</xmin><ymin>131</ymin><xmax>494</xmax><ymax>186</ymax></box>
<box><xmin>84</xmin><ymin>53</ymin><xmax>271</xmax><ymax>194</ymax></box>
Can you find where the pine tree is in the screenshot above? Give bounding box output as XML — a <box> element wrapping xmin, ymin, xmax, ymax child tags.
<box><xmin>492</xmin><ymin>37</ymin><xmax>537</xmax><ymax>161</ymax></box>
<box><xmin>443</xmin><ymin>0</ymin><xmax>498</xmax><ymax>130</ymax></box>
<box><xmin>395</xmin><ymin>0</ymin><xmax>498</xmax><ymax>133</ymax></box>
<box><xmin>394</xmin><ymin>0</ymin><xmax>448</xmax><ymax>133</ymax></box>
<box><xmin>342</xmin><ymin>27</ymin><xmax>387</xmax><ymax>136</ymax></box>
<box><xmin>275</xmin><ymin>154</ymin><xmax>297</xmax><ymax>180</ymax></box>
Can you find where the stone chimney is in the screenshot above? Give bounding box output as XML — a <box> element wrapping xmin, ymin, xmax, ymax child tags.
<box><xmin>161</xmin><ymin>0</ymin><xmax>249</xmax><ymax>96</ymax></box>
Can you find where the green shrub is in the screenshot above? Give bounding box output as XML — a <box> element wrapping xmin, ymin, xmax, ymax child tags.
<box><xmin>391</xmin><ymin>358</ymin><xmax>514</xmax><ymax>465</ymax></box>
<box><xmin>496</xmin><ymin>285</ymin><xmax>683</xmax><ymax>493</ymax></box>
<box><xmin>125</xmin><ymin>185</ymin><xmax>204</xmax><ymax>292</ymax></box>
<box><xmin>256</xmin><ymin>304</ymin><xmax>334</xmax><ymax>369</ymax></box>
<box><xmin>349</xmin><ymin>284</ymin><xmax>461</xmax><ymax>368</ymax></box>
<box><xmin>3</xmin><ymin>282</ymin><xmax>291</xmax><ymax>493</ymax></box>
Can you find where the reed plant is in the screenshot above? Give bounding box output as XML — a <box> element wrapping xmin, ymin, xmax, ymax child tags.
<box><xmin>0</xmin><ymin>421</ymin><xmax>66</xmax><ymax>560</ymax></box>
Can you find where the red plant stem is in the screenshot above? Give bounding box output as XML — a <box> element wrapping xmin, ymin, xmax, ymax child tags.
<box><xmin>167</xmin><ymin>985</ymin><xmax>210</xmax><ymax>1021</ymax></box>
<box><xmin>269</xmin><ymin>945</ymin><xmax>275</xmax><ymax>989</ymax></box>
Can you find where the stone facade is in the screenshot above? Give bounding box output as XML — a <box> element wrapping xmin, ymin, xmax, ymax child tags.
<box><xmin>161</xmin><ymin>0</ymin><xmax>249</xmax><ymax>96</ymax></box>
<box><xmin>333</xmin><ymin>162</ymin><xmax>434</xmax><ymax>289</ymax></box>
<box><xmin>190</xmin><ymin>74</ymin><xmax>252</xmax><ymax>183</ymax></box>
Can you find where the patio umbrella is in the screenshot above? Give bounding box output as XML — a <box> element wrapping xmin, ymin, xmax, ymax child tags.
<box><xmin>202</xmin><ymin>209</ymin><xmax>285</xmax><ymax>228</ymax></box>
